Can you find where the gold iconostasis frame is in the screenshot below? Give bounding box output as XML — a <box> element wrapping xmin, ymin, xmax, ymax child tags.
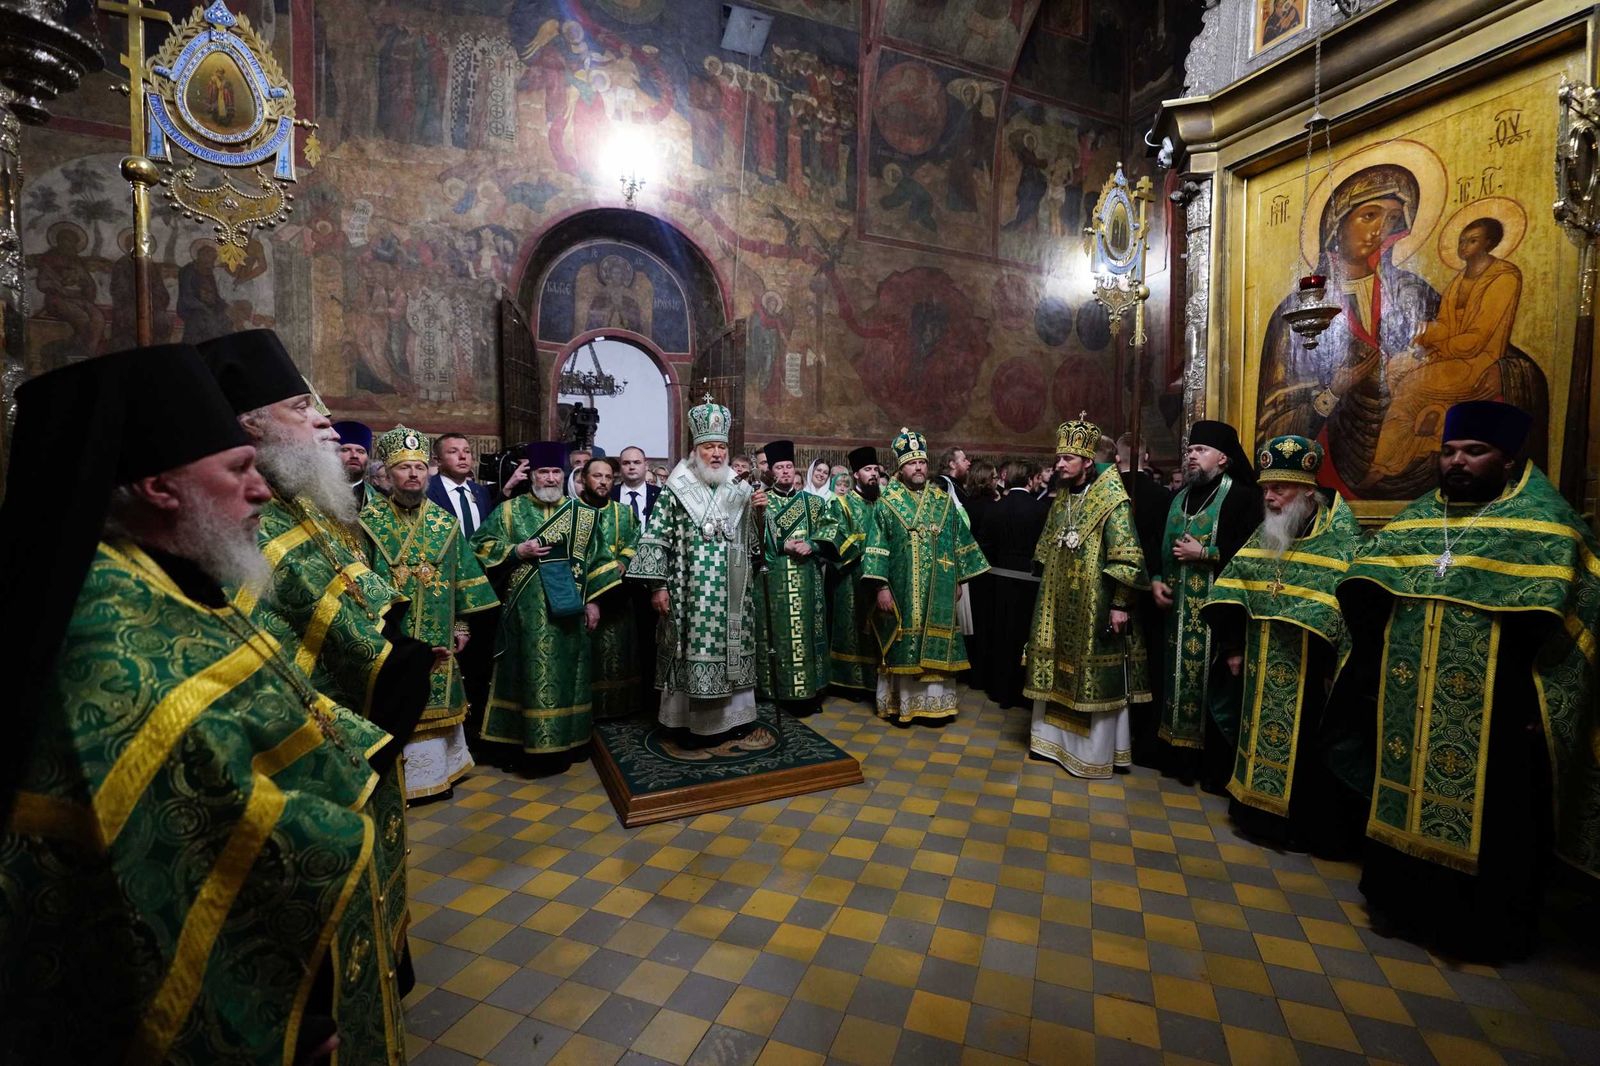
<box><xmin>1158</xmin><ymin>0</ymin><xmax>1600</xmax><ymax>523</ymax></box>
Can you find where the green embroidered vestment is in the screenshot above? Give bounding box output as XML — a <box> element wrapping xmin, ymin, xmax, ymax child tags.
<box><xmin>627</xmin><ymin>468</ymin><xmax>762</xmax><ymax>700</ymax></box>
<box><xmin>1024</xmin><ymin>463</ymin><xmax>1151</xmax><ymax>713</ymax></box>
<box><xmin>754</xmin><ymin>489</ymin><xmax>840</xmax><ymax>702</ymax></box>
<box><xmin>359</xmin><ymin>495</ymin><xmax>498</xmax><ymax>763</ymax></box>
<box><xmin>1155</xmin><ymin>474</ymin><xmax>1235</xmax><ymax>747</ymax></box>
<box><xmin>472</xmin><ymin>496</ymin><xmax>620</xmax><ymax>752</ymax></box>
<box><xmin>1339</xmin><ymin>465</ymin><xmax>1600</xmax><ymax>875</ymax></box>
<box><xmin>591</xmin><ymin>499</ymin><xmax>640</xmax><ymax>719</ymax></box>
<box><xmin>829</xmin><ymin>490</ymin><xmax>881</xmax><ymax>692</ymax></box>
<box><xmin>862</xmin><ymin>481</ymin><xmax>990</xmax><ymax>675</ymax></box>
<box><xmin>0</xmin><ymin>542</ymin><xmax>404</xmax><ymax>1065</ymax></box>
<box><xmin>1204</xmin><ymin>495</ymin><xmax>1360</xmax><ymax>815</ymax></box>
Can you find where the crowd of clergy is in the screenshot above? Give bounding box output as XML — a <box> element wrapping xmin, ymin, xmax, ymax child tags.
<box><xmin>0</xmin><ymin>328</ymin><xmax>1596</xmax><ymax>1064</ymax></box>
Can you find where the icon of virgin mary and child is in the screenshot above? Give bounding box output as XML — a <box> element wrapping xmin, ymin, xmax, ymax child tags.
<box><xmin>1257</xmin><ymin>144</ymin><xmax>1548</xmax><ymax>501</ymax></box>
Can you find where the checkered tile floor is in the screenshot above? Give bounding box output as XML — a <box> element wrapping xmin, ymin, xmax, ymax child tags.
<box><xmin>402</xmin><ymin>689</ymin><xmax>1600</xmax><ymax>1065</ymax></box>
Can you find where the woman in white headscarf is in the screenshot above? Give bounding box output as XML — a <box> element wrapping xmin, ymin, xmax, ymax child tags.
<box><xmin>803</xmin><ymin>457</ymin><xmax>832</xmax><ymax>499</ymax></box>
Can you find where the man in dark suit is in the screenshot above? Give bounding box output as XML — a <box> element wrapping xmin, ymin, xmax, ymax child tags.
<box><xmin>610</xmin><ymin>444</ymin><xmax>660</xmax><ymax>526</ymax></box>
<box><xmin>973</xmin><ymin>460</ymin><xmax>1049</xmax><ymax>708</ymax></box>
<box><xmin>428</xmin><ymin>431</ymin><xmax>497</xmax><ymax>735</ymax></box>
<box><xmin>334</xmin><ymin>420</ymin><xmax>376</xmax><ymax>509</ymax></box>
<box><xmin>428</xmin><ymin>431</ymin><xmax>493</xmax><ymax>538</ymax></box>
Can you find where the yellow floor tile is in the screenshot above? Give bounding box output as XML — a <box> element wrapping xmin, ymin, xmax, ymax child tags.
<box><xmin>440</xmin><ymin>955</ymin><xmax>518</xmax><ymax>1000</ymax></box>
<box><xmin>1223</xmin><ymin>1026</ymin><xmax>1300</xmax><ymax>1065</ymax></box>
<box><xmin>720</xmin><ymin>860</ymin><xmax>771</xmax><ymax>887</ymax></box>
<box><xmin>802</xmin><ymin>875</ymin><xmax>856</xmax><ymax>904</ymax></box>
<box><xmin>832</xmin><ymin>836</ymin><xmax>877</xmax><ymax>860</ymax></box>
<box><xmin>859</xmin><ymin>862</ymin><xmax>908</xmax><ymax>891</ymax></box>
<box><xmin>890</xmin><ymin>891</ymin><xmax>944</xmax><ymax>923</ymax></box>
<box><xmin>522</xmin><ymin>869</ymin><xmax>579</xmax><ymax>899</ymax></box>
<box><xmin>445</xmin><ymin>916</ymin><xmax>514</xmax><ymax>954</ymax></box>
<box><xmin>676</xmin><ymin>904</ymin><xmax>736</xmax><ymax>939</ymax></box>
<box><xmin>1143</xmin><ymin>914</ymin><xmax>1203</xmax><ymax>951</ymax></box>
<box><xmin>755</xmin><ymin>1041</ymin><xmax>826</xmax><ymax>1066</ymax></box>
<box><xmin>863</xmin><ymin>944</ymin><xmax>924</xmax><ymax>988</ymax></box>
<box><xmin>946</xmin><ymin>877</ymin><xmax>996</xmax><ymax>908</ymax></box>
<box><xmin>435</xmin><ymin>1003</ymin><xmax>523</xmax><ymax>1058</ymax></box>
<box><xmin>1470</xmin><ymin>1006</ymin><xmax>1566</xmax><ymax>1057</ymax></box>
<box><xmin>1280</xmin><ymin>1001</ymin><xmax>1362</xmax><ymax>1052</ymax></box>
<box><xmin>1091</xmin><ymin>880</ymin><xmax>1142</xmax><ymax>911</ymax></box>
<box><xmin>1420</xmin><ymin>1032</ymin><xmax>1507</xmax><ymax>1066</ymax></box>
<box><xmin>830</xmin><ymin>907</ymin><xmax>887</xmax><ymax>942</ymax></box>
<box><xmin>1152</xmin><ymin>974</ymin><xmax>1219</xmax><ymax>1021</ymax></box>
<box><xmin>929</xmin><ymin>927</ymin><xmax>986</xmax><ymax>966</ymax></box>
<box><xmin>1299</xmin><ymin>916</ymin><xmax>1365</xmax><ymax>951</ymax></box>
<box><xmin>742</xmin><ymin>889</ymin><xmax>799</xmax><ymax>922</ymax></box>
<box><xmin>1190</xmin><ymin>899</ymin><xmax>1248</xmax><ymax>929</ymax></box>
<box><xmin>1254</xmin><ymin>934</ymin><xmax>1323</xmax><ymax>973</ymax></box>
<box><xmin>831</xmin><ymin>1015</ymin><xmax>901</xmax><ymax>1066</ymax></box>
<box><xmin>1135</xmin><ymin>867</ymin><xmax>1188</xmax><ymax>897</ymax></box>
<box><xmin>532</xmin><ymin>982</ymin><xmax>609</xmax><ymax>1029</ymax></box>
<box><xmin>716</xmin><ymin>986</ymin><xmax>790</xmax><ymax>1036</ymax></box>
<box><xmin>1035</xmin><ymin>948</ymin><xmax>1093</xmax><ymax>992</ymax></box>
<box><xmin>582</xmin><ymin>857</ymin><xmax>637</xmax><ymax>884</ymax></box>
<box><xmin>615</xmin><ymin>960</ymin><xmax>689</xmax><ymax>1006</ymax></box>
<box><xmin>972</xmin><ymin>969</ymin><xmax>1033</xmax><ymax>1011</ymax></box>
<box><xmin>446</xmin><ymin>884</ymin><xmax>509</xmax><ymax>915</ymax></box>
<box><xmin>548</xmin><ymin>1033</ymin><xmax>626</xmax><ymax>1066</ymax></box>
<box><xmin>986</xmin><ymin>910</ymin><xmax>1040</xmax><ymax>945</ymax></box>
<box><xmin>659</xmin><ymin>873</ymin><xmax>716</xmax><ymax>903</ymax></box>
<box><xmin>605</xmin><ymin>920</ymin><xmax>669</xmax><ymax>959</ymax></box>
<box><xmin>530</xmin><ymin>938</ymin><xmax>598</xmax><ymax>979</ymax></box>
<box><xmin>794</xmin><ymin>965</ymin><xmax>858</xmax><ymax>1010</ymax></box>
<box><xmin>1203</xmin><ymin>954</ymin><xmax>1274</xmax><ymax>995</ymax></box>
<box><xmin>905</xmin><ymin>990</ymin><xmax>971</xmax><ymax>1044</ymax></box>
<box><xmin>1091</xmin><ymin>929</ymin><xmax>1150</xmax><ymax>971</ymax></box>
<box><xmin>1094</xmin><ymin>995</ymin><xmax>1161</xmax><ymax>1049</ymax></box>
<box><xmin>766</xmin><ymin>922</ymin><xmax>826</xmax><ymax>962</ymax></box>
<box><xmin>694</xmin><ymin>942</ymin><xmax>759</xmax><ymax>983</ymax></box>
<box><xmin>1234</xmin><ymin>883</ymin><xmax>1293</xmax><ymax>913</ymax></box>
<box><xmin>632</xmin><ymin>1009</ymin><xmax>711</xmax><ymax>1065</ymax></box>
<box><xmin>1040</xmin><ymin>896</ymin><xmax>1091</xmax><ymax>927</ymax></box>
<box><xmin>1376</xmin><ymin>956</ymin><xmax>1457</xmax><ymax>998</ymax></box>
<box><xmin>450</xmin><ymin>855</ymin><xmax>506</xmax><ymax>882</ymax></box>
<box><xmin>1330</xmin><ymin>978</ymin><xmax>1413</xmax><ymax>1025</ymax></box>
<box><xmin>1027</xmin><ymin>1020</ymin><xmax>1096</xmax><ymax>1066</ymax></box>
<box><xmin>525</xmin><ymin>900</ymin><xmax>586</xmax><ymax>936</ymax></box>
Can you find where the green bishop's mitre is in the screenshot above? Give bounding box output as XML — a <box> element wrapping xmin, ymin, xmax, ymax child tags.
<box><xmin>687</xmin><ymin>394</ymin><xmax>731</xmax><ymax>445</ymax></box>
<box><xmin>1256</xmin><ymin>434</ymin><xmax>1322</xmax><ymax>485</ymax></box>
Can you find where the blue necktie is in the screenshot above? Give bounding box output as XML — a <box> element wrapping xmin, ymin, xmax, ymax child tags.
<box><xmin>628</xmin><ymin>490</ymin><xmax>641</xmax><ymax>523</ymax></box>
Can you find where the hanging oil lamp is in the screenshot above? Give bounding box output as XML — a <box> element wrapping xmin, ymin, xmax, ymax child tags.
<box><xmin>1281</xmin><ymin>32</ymin><xmax>1341</xmax><ymax>349</ymax></box>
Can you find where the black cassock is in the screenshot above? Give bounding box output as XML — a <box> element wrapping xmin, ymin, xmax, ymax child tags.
<box><xmin>972</xmin><ymin>488</ymin><xmax>1049</xmax><ymax>708</ymax></box>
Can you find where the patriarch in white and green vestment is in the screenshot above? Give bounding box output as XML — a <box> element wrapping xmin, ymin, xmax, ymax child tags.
<box><xmin>863</xmin><ymin>428</ymin><xmax>990</xmax><ymax>724</ymax></box>
<box><xmin>1151</xmin><ymin>419</ymin><xmax>1262</xmax><ymax>788</ymax></box>
<box><xmin>362</xmin><ymin>426</ymin><xmax>498</xmax><ymax>798</ymax></box>
<box><xmin>829</xmin><ymin>446</ymin><xmax>885</xmax><ymax>695</ymax></box>
<box><xmin>1201</xmin><ymin>436</ymin><xmax>1364</xmax><ymax>854</ymax></box>
<box><xmin>1335</xmin><ymin>402</ymin><xmax>1600</xmax><ymax>961</ymax></box>
<box><xmin>628</xmin><ymin>397</ymin><xmax>771</xmax><ymax>738</ymax></box>
<box><xmin>580</xmin><ymin>457</ymin><xmax>642</xmax><ymax>719</ymax></box>
<box><xmin>472</xmin><ymin>442</ymin><xmax>620</xmax><ymax>754</ymax></box>
<box><xmin>202</xmin><ymin>329</ymin><xmax>434</xmax><ymax>1004</ymax></box>
<box><xmin>1025</xmin><ymin>415</ymin><xmax>1152</xmax><ymax>778</ymax></box>
<box><xmin>1</xmin><ymin>344</ymin><xmax>409</xmax><ymax>1065</ymax></box>
<box><xmin>753</xmin><ymin>439</ymin><xmax>840</xmax><ymax>714</ymax></box>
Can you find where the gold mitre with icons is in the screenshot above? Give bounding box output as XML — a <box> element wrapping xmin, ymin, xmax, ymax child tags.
<box><xmin>375</xmin><ymin>425</ymin><xmax>431</xmax><ymax>467</ymax></box>
<box><xmin>1256</xmin><ymin>434</ymin><xmax>1322</xmax><ymax>485</ymax></box>
<box><xmin>1056</xmin><ymin>412</ymin><xmax>1100</xmax><ymax>459</ymax></box>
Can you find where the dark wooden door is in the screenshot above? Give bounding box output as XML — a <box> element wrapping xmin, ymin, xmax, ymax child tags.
<box><xmin>690</xmin><ymin>319</ymin><xmax>747</xmax><ymax>454</ymax></box>
<box><xmin>499</xmin><ymin>297</ymin><xmax>539</xmax><ymax>446</ymax></box>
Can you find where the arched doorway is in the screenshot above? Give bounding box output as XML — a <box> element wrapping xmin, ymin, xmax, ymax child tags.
<box><xmin>552</xmin><ymin>332</ymin><xmax>676</xmax><ymax>462</ymax></box>
<box><xmin>510</xmin><ymin>208</ymin><xmax>738</xmax><ymax>459</ymax></box>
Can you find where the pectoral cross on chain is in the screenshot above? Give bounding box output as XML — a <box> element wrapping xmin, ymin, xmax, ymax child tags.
<box><xmin>100</xmin><ymin>0</ymin><xmax>173</xmax><ymax>152</ymax></box>
<box><xmin>1267</xmin><ymin>576</ymin><xmax>1284</xmax><ymax>597</ymax></box>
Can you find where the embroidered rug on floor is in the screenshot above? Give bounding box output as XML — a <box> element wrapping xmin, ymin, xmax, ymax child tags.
<box><xmin>592</xmin><ymin>705</ymin><xmax>863</xmax><ymax>826</ymax></box>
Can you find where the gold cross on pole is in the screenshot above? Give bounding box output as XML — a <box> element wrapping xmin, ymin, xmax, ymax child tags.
<box><xmin>99</xmin><ymin>0</ymin><xmax>173</xmax><ymax>155</ymax></box>
<box><xmin>98</xmin><ymin>0</ymin><xmax>172</xmax><ymax>346</ymax></box>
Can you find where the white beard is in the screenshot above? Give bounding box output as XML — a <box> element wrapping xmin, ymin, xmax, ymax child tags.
<box><xmin>1261</xmin><ymin>491</ymin><xmax>1318</xmax><ymax>558</ymax></box>
<box><xmin>174</xmin><ymin>494</ymin><xmax>273</xmax><ymax>594</ymax></box>
<box><xmin>255</xmin><ymin>425</ymin><xmax>357</xmax><ymax>524</ymax></box>
<box><xmin>532</xmin><ymin>484</ymin><xmax>564</xmax><ymax>504</ymax></box>
<box><xmin>688</xmin><ymin>456</ymin><xmax>733</xmax><ymax>487</ymax></box>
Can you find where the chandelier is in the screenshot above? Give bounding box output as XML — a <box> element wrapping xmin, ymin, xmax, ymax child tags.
<box><xmin>1280</xmin><ymin>32</ymin><xmax>1342</xmax><ymax>350</ymax></box>
<box><xmin>559</xmin><ymin>341</ymin><xmax>627</xmax><ymax>398</ymax></box>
